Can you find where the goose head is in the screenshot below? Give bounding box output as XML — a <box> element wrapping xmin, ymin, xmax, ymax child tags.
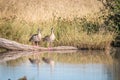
<box><xmin>51</xmin><ymin>27</ymin><xmax>54</xmax><ymax>32</ymax></box>
<box><xmin>37</xmin><ymin>28</ymin><xmax>41</xmax><ymax>34</ymax></box>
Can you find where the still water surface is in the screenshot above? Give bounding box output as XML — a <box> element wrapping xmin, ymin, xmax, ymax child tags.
<box><xmin>0</xmin><ymin>49</ymin><xmax>120</xmax><ymax>80</ymax></box>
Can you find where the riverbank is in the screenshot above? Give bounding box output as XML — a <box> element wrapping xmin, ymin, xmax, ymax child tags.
<box><xmin>0</xmin><ymin>17</ymin><xmax>115</xmax><ymax>50</ymax></box>
<box><xmin>0</xmin><ymin>0</ymin><xmax>116</xmax><ymax>50</ymax></box>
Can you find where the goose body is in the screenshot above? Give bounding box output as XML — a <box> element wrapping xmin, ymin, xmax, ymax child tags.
<box><xmin>29</xmin><ymin>28</ymin><xmax>42</xmax><ymax>46</ymax></box>
<box><xmin>43</xmin><ymin>27</ymin><xmax>55</xmax><ymax>47</ymax></box>
<box><xmin>42</xmin><ymin>57</ymin><xmax>54</xmax><ymax>64</ymax></box>
<box><xmin>43</xmin><ymin>28</ymin><xmax>55</xmax><ymax>42</ymax></box>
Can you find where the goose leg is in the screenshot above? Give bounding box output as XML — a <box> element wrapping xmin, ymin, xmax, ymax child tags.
<box><xmin>34</xmin><ymin>42</ymin><xmax>40</xmax><ymax>49</ymax></box>
<box><xmin>35</xmin><ymin>42</ymin><xmax>39</xmax><ymax>47</ymax></box>
<box><xmin>32</xmin><ymin>42</ymin><xmax>36</xmax><ymax>51</ymax></box>
<box><xmin>33</xmin><ymin>42</ymin><xmax>38</xmax><ymax>50</ymax></box>
<box><xmin>38</xmin><ymin>42</ymin><xmax>40</xmax><ymax>47</ymax></box>
<box><xmin>36</xmin><ymin>42</ymin><xmax>38</xmax><ymax>47</ymax></box>
<box><xmin>49</xmin><ymin>42</ymin><xmax>52</xmax><ymax>50</ymax></box>
<box><xmin>32</xmin><ymin>42</ymin><xmax>34</xmax><ymax>46</ymax></box>
<box><xmin>48</xmin><ymin>42</ymin><xmax>50</xmax><ymax>50</ymax></box>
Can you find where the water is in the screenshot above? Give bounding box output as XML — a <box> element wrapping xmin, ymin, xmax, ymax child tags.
<box><xmin>0</xmin><ymin>48</ymin><xmax>120</xmax><ymax>80</ymax></box>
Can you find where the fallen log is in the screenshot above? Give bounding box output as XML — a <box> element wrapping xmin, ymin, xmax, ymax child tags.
<box><xmin>0</xmin><ymin>38</ymin><xmax>78</xmax><ymax>51</ymax></box>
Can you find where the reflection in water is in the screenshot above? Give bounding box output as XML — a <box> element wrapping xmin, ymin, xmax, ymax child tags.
<box><xmin>0</xmin><ymin>48</ymin><xmax>120</xmax><ymax>80</ymax></box>
<box><xmin>42</xmin><ymin>57</ymin><xmax>55</xmax><ymax>73</ymax></box>
<box><xmin>112</xmin><ymin>48</ymin><xmax>120</xmax><ymax>80</ymax></box>
<box><xmin>29</xmin><ymin>58</ymin><xmax>40</xmax><ymax>64</ymax></box>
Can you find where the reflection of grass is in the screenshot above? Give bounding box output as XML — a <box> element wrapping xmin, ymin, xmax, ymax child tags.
<box><xmin>6</xmin><ymin>51</ymin><xmax>114</xmax><ymax>66</ymax></box>
<box><xmin>42</xmin><ymin>52</ymin><xmax>114</xmax><ymax>64</ymax></box>
<box><xmin>6</xmin><ymin>57</ymin><xmax>27</xmax><ymax>66</ymax></box>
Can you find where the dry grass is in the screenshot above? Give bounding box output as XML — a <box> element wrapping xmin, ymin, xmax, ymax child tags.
<box><xmin>0</xmin><ymin>16</ymin><xmax>115</xmax><ymax>49</ymax></box>
<box><xmin>0</xmin><ymin>0</ymin><xmax>103</xmax><ymax>22</ymax></box>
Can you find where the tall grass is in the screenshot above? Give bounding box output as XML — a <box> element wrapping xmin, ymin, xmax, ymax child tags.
<box><xmin>0</xmin><ymin>0</ymin><xmax>116</xmax><ymax>49</ymax></box>
<box><xmin>0</xmin><ymin>16</ymin><xmax>115</xmax><ymax>49</ymax></box>
<box><xmin>0</xmin><ymin>0</ymin><xmax>103</xmax><ymax>22</ymax></box>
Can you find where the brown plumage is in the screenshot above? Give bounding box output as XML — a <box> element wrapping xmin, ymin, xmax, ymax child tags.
<box><xmin>29</xmin><ymin>28</ymin><xmax>42</xmax><ymax>46</ymax></box>
<box><xmin>42</xmin><ymin>27</ymin><xmax>55</xmax><ymax>47</ymax></box>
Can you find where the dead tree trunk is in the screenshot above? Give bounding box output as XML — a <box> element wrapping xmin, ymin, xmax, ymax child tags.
<box><xmin>0</xmin><ymin>38</ymin><xmax>78</xmax><ymax>51</ymax></box>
